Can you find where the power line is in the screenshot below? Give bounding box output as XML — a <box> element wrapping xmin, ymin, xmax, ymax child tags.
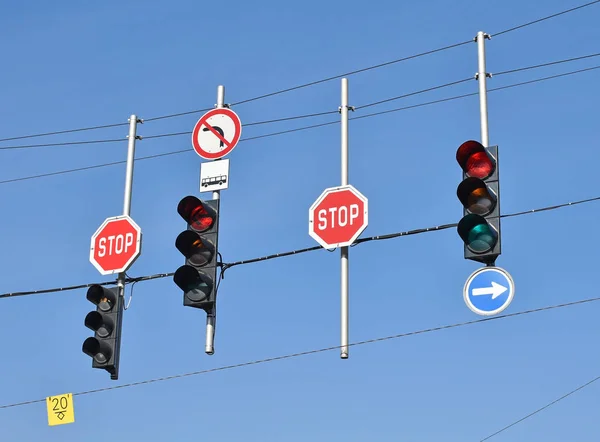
<box><xmin>1</xmin><ymin>1</ymin><xmax>596</xmax><ymax>145</ymax></box>
<box><xmin>491</xmin><ymin>0</ymin><xmax>600</xmax><ymax>37</ymax></box>
<box><xmin>1</xmin><ymin>295</ymin><xmax>598</xmax><ymax>410</ymax></box>
<box><xmin>2</xmin><ymin>194</ymin><xmax>598</xmax><ymax>300</ymax></box>
<box><xmin>480</xmin><ymin>374</ymin><xmax>600</xmax><ymax>441</ymax></box>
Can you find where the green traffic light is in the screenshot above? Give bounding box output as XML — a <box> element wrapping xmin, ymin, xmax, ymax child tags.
<box><xmin>457</xmin><ymin>214</ymin><xmax>498</xmax><ymax>254</ymax></box>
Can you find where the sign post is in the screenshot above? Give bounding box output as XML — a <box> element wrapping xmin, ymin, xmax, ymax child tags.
<box><xmin>87</xmin><ymin>114</ymin><xmax>141</xmax><ymax>380</ymax></box>
<box><xmin>192</xmin><ymin>85</ymin><xmax>241</xmax><ymax>355</ymax></box>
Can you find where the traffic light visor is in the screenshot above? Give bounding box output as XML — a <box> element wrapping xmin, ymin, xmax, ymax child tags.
<box><xmin>177</xmin><ymin>196</ymin><xmax>215</xmax><ymax>233</ymax></box>
<box><xmin>84</xmin><ymin>311</ymin><xmax>114</xmax><ymax>338</ymax></box>
<box><xmin>456</xmin><ymin>140</ymin><xmax>495</xmax><ymax>179</ymax></box>
<box><xmin>82</xmin><ymin>337</ymin><xmax>113</xmax><ymax>364</ymax></box>
<box><xmin>457</xmin><ymin>214</ymin><xmax>498</xmax><ymax>254</ymax></box>
<box><xmin>86</xmin><ymin>285</ymin><xmax>117</xmax><ymax>312</ymax></box>
<box><xmin>175</xmin><ymin>230</ymin><xmax>214</xmax><ymax>267</ymax></box>
<box><xmin>173</xmin><ymin>265</ymin><xmax>213</xmax><ymax>302</ymax></box>
<box><xmin>457</xmin><ymin>177</ymin><xmax>497</xmax><ymax>215</ymax></box>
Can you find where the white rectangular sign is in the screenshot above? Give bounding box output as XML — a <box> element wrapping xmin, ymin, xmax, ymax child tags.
<box><xmin>200</xmin><ymin>159</ymin><xmax>230</xmax><ymax>193</ymax></box>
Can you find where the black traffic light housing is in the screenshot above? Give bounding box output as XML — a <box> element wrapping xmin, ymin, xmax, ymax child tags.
<box><xmin>82</xmin><ymin>285</ymin><xmax>123</xmax><ymax>380</ymax></box>
<box><xmin>174</xmin><ymin>196</ymin><xmax>220</xmax><ymax>312</ymax></box>
<box><xmin>456</xmin><ymin>140</ymin><xmax>501</xmax><ymax>266</ymax></box>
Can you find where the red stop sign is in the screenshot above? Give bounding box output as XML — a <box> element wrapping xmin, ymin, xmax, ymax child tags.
<box><xmin>309</xmin><ymin>185</ymin><xmax>369</xmax><ymax>249</ymax></box>
<box><xmin>89</xmin><ymin>215</ymin><xmax>142</xmax><ymax>275</ymax></box>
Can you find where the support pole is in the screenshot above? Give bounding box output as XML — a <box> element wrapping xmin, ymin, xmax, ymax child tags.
<box><xmin>340</xmin><ymin>78</ymin><xmax>349</xmax><ymax>359</ymax></box>
<box><xmin>205</xmin><ymin>85</ymin><xmax>224</xmax><ymax>355</ymax></box>
<box><xmin>113</xmin><ymin>114</ymin><xmax>139</xmax><ymax>380</ymax></box>
<box><xmin>476</xmin><ymin>31</ymin><xmax>490</xmax><ymax>147</ymax></box>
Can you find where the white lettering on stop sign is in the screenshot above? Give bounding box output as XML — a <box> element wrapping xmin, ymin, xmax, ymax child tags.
<box><xmin>90</xmin><ymin>215</ymin><xmax>142</xmax><ymax>276</ymax></box>
<box><xmin>98</xmin><ymin>233</ymin><xmax>134</xmax><ymax>257</ymax></box>
<box><xmin>309</xmin><ymin>185</ymin><xmax>369</xmax><ymax>250</ymax></box>
<box><xmin>317</xmin><ymin>204</ymin><xmax>360</xmax><ymax>230</ymax></box>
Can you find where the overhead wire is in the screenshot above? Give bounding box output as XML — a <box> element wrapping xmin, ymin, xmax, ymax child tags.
<box><xmin>479</xmin><ymin>374</ymin><xmax>600</xmax><ymax>441</ymax></box>
<box><xmin>0</xmin><ymin>294</ymin><xmax>598</xmax><ymax>410</ymax></box>
<box><xmin>491</xmin><ymin>0</ymin><xmax>600</xmax><ymax>37</ymax></box>
<box><xmin>0</xmin><ymin>59</ymin><xmax>596</xmax><ymax>185</ymax></box>
<box><xmin>2</xmin><ymin>194</ymin><xmax>599</xmax><ymax>300</ymax></box>
<box><xmin>1</xmin><ymin>50</ymin><xmax>598</xmax><ymax>153</ymax></box>
<box><xmin>1</xmin><ymin>0</ymin><xmax>598</xmax><ymax>144</ymax></box>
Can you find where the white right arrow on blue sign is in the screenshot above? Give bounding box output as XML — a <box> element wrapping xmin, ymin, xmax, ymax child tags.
<box><xmin>463</xmin><ymin>267</ymin><xmax>515</xmax><ymax>316</ymax></box>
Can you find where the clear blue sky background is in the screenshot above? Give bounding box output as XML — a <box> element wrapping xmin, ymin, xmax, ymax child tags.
<box><xmin>1</xmin><ymin>1</ymin><xmax>599</xmax><ymax>440</ymax></box>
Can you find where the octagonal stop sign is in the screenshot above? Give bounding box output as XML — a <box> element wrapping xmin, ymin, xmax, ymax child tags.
<box><xmin>89</xmin><ymin>215</ymin><xmax>142</xmax><ymax>275</ymax></box>
<box><xmin>309</xmin><ymin>184</ymin><xmax>369</xmax><ymax>249</ymax></box>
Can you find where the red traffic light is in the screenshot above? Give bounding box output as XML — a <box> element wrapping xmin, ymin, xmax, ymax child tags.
<box><xmin>177</xmin><ymin>196</ymin><xmax>215</xmax><ymax>233</ymax></box>
<box><xmin>456</xmin><ymin>140</ymin><xmax>495</xmax><ymax>179</ymax></box>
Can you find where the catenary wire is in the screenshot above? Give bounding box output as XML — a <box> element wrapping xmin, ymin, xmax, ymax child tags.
<box><xmin>0</xmin><ymin>295</ymin><xmax>598</xmax><ymax>410</ymax></box>
<box><xmin>1</xmin><ymin>1</ymin><xmax>596</xmax><ymax>144</ymax></box>
<box><xmin>2</xmin><ymin>50</ymin><xmax>598</xmax><ymax>152</ymax></box>
<box><xmin>2</xmin><ymin>194</ymin><xmax>598</xmax><ymax>299</ymax></box>
<box><xmin>480</xmin><ymin>374</ymin><xmax>600</xmax><ymax>441</ymax></box>
<box><xmin>0</xmin><ymin>60</ymin><xmax>596</xmax><ymax>179</ymax></box>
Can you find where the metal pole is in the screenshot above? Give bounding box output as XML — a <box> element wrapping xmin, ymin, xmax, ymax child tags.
<box><xmin>205</xmin><ymin>85</ymin><xmax>224</xmax><ymax>355</ymax></box>
<box><xmin>113</xmin><ymin>114</ymin><xmax>139</xmax><ymax>380</ymax></box>
<box><xmin>476</xmin><ymin>31</ymin><xmax>490</xmax><ymax>147</ymax></box>
<box><xmin>340</xmin><ymin>78</ymin><xmax>349</xmax><ymax>359</ymax></box>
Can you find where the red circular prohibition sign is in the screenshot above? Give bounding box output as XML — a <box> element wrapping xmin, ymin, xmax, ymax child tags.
<box><xmin>192</xmin><ymin>108</ymin><xmax>242</xmax><ymax>160</ymax></box>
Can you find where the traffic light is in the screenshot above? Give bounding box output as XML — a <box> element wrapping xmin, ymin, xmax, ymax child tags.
<box><xmin>82</xmin><ymin>285</ymin><xmax>123</xmax><ymax>379</ymax></box>
<box><xmin>456</xmin><ymin>140</ymin><xmax>501</xmax><ymax>265</ymax></box>
<box><xmin>174</xmin><ymin>195</ymin><xmax>220</xmax><ymax>312</ymax></box>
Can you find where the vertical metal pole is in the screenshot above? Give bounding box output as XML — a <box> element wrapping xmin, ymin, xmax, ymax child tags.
<box><xmin>340</xmin><ymin>78</ymin><xmax>349</xmax><ymax>359</ymax></box>
<box><xmin>113</xmin><ymin>114</ymin><xmax>139</xmax><ymax>380</ymax></box>
<box><xmin>205</xmin><ymin>85</ymin><xmax>224</xmax><ymax>355</ymax></box>
<box><xmin>476</xmin><ymin>31</ymin><xmax>490</xmax><ymax>147</ymax></box>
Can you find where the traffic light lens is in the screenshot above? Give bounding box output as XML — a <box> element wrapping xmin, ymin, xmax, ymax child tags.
<box><xmin>175</xmin><ymin>231</ymin><xmax>215</xmax><ymax>266</ymax></box>
<box><xmin>467</xmin><ymin>223</ymin><xmax>497</xmax><ymax>253</ymax></box>
<box><xmin>86</xmin><ymin>285</ymin><xmax>116</xmax><ymax>312</ymax></box>
<box><xmin>178</xmin><ymin>196</ymin><xmax>215</xmax><ymax>232</ymax></box>
<box><xmin>189</xmin><ymin>207</ymin><xmax>214</xmax><ymax>232</ymax></box>
<box><xmin>457</xmin><ymin>177</ymin><xmax>497</xmax><ymax>216</ymax></box>
<box><xmin>456</xmin><ymin>140</ymin><xmax>495</xmax><ymax>179</ymax></box>
<box><xmin>465</xmin><ymin>151</ymin><xmax>493</xmax><ymax>179</ymax></box>
<box><xmin>84</xmin><ymin>311</ymin><xmax>114</xmax><ymax>338</ymax></box>
<box><xmin>173</xmin><ymin>265</ymin><xmax>214</xmax><ymax>299</ymax></box>
<box><xmin>82</xmin><ymin>337</ymin><xmax>113</xmax><ymax>364</ymax></box>
<box><xmin>457</xmin><ymin>214</ymin><xmax>498</xmax><ymax>254</ymax></box>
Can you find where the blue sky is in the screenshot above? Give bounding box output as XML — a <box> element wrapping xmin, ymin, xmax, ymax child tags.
<box><xmin>1</xmin><ymin>0</ymin><xmax>599</xmax><ymax>440</ymax></box>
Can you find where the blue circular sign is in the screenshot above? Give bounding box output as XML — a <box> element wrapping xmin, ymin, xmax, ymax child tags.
<box><xmin>463</xmin><ymin>266</ymin><xmax>515</xmax><ymax>316</ymax></box>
